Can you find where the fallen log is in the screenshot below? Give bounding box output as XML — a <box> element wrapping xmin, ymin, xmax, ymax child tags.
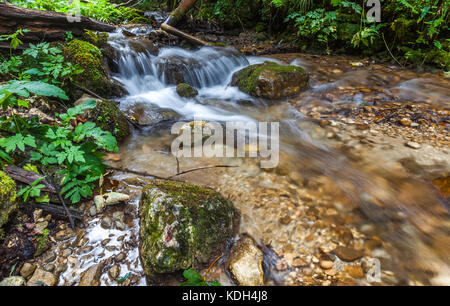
<box><xmin>27</xmin><ymin>202</ymin><xmax>83</xmax><ymax>223</ymax></box>
<box><xmin>160</xmin><ymin>0</ymin><xmax>211</xmax><ymax>47</ymax></box>
<box><xmin>0</xmin><ymin>2</ymin><xmax>116</xmax><ymax>46</ymax></box>
<box><xmin>3</xmin><ymin>165</ymin><xmax>57</xmax><ymax>194</ymax></box>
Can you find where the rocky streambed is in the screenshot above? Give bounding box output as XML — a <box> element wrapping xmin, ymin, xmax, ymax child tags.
<box><xmin>1</xmin><ymin>22</ymin><xmax>449</xmax><ymax>287</ymax></box>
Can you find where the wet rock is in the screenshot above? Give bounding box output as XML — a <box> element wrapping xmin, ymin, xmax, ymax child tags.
<box><xmin>20</xmin><ymin>263</ymin><xmax>36</xmax><ymax>278</ymax></box>
<box><xmin>105</xmin><ymin>192</ymin><xmax>130</xmax><ymax>206</ymax></box>
<box><xmin>112</xmin><ymin>211</ymin><xmax>125</xmax><ymax>230</ymax></box>
<box><xmin>176</xmin><ymin>83</ymin><xmax>198</xmax><ymax>98</ymax></box>
<box><xmin>334</xmin><ymin>246</ymin><xmax>364</xmax><ymax>262</ymax></box>
<box><xmin>74</xmin><ymin>95</ymin><xmax>131</xmax><ymax>143</ymax></box>
<box><xmin>114</xmin><ymin>253</ymin><xmax>126</xmax><ymax>263</ymax></box>
<box><xmin>344</xmin><ymin>265</ymin><xmax>365</xmax><ymax>278</ymax></box>
<box><xmin>55</xmin><ymin>262</ymin><xmax>68</xmax><ymax>275</ymax></box>
<box><xmin>231</xmin><ymin>61</ymin><xmax>309</xmax><ymax>99</ymax></box>
<box><xmin>0</xmin><ymin>171</ymin><xmax>17</xmax><ymax>238</ymax></box>
<box><xmin>400</xmin><ymin>118</ymin><xmax>412</xmax><ymax>126</ymax></box>
<box><xmin>42</xmin><ymin>250</ymin><xmax>57</xmax><ymax>263</ymax></box>
<box><xmin>228</xmin><ymin>236</ymin><xmax>264</xmax><ymax>286</ymax></box>
<box><xmin>139</xmin><ymin>180</ymin><xmax>238</xmax><ymax>274</ymax></box>
<box><xmin>27</xmin><ymin>268</ymin><xmax>57</xmax><ymax>286</ymax></box>
<box><xmin>42</xmin><ymin>264</ymin><xmax>55</xmax><ymax>273</ymax></box>
<box><xmin>89</xmin><ymin>204</ymin><xmax>98</xmax><ymax>217</ymax></box>
<box><xmin>79</xmin><ymin>262</ymin><xmax>105</xmax><ymax>286</ymax></box>
<box><xmin>109</xmin><ymin>265</ymin><xmax>120</xmax><ymax>280</ymax></box>
<box><xmin>101</xmin><ymin>216</ymin><xmax>112</xmax><ymax>229</ymax></box>
<box><xmin>55</xmin><ymin>228</ymin><xmax>76</xmax><ymax>241</ymax></box>
<box><xmin>405</xmin><ymin>141</ymin><xmax>421</xmax><ymax>149</ymax></box>
<box><xmin>0</xmin><ymin>276</ymin><xmax>26</xmax><ymax>286</ymax></box>
<box><xmin>128</xmin><ymin>39</ymin><xmax>159</xmax><ymax>55</ymax></box>
<box><xmin>319</xmin><ymin>260</ymin><xmax>334</xmax><ymax>270</ymax></box>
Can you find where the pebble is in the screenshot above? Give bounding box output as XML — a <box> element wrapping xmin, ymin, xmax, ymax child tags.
<box><xmin>334</xmin><ymin>246</ymin><xmax>364</xmax><ymax>262</ymax></box>
<box><xmin>400</xmin><ymin>118</ymin><xmax>412</xmax><ymax>126</ymax></box>
<box><xmin>405</xmin><ymin>141</ymin><xmax>421</xmax><ymax>149</ymax></box>
<box><xmin>109</xmin><ymin>265</ymin><xmax>121</xmax><ymax>280</ymax></box>
<box><xmin>20</xmin><ymin>263</ymin><xmax>36</xmax><ymax>278</ymax></box>
<box><xmin>101</xmin><ymin>216</ymin><xmax>112</xmax><ymax>229</ymax></box>
<box><xmin>319</xmin><ymin>260</ymin><xmax>334</xmax><ymax>270</ymax></box>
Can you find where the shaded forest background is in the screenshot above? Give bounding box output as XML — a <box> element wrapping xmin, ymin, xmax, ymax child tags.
<box><xmin>4</xmin><ymin>0</ymin><xmax>449</xmax><ymax>69</ymax></box>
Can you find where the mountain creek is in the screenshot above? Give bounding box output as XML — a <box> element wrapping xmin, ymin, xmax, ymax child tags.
<box><xmin>0</xmin><ymin>19</ymin><xmax>449</xmax><ymax>287</ymax></box>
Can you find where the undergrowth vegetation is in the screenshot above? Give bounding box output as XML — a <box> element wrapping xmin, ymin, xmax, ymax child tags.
<box><xmin>140</xmin><ymin>0</ymin><xmax>449</xmax><ymax>69</ymax></box>
<box><xmin>6</xmin><ymin>0</ymin><xmax>143</xmax><ymax>23</ymax></box>
<box><xmin>0</xmin><ymin>30</ymin><xmax>118</xmax><ymax>205</ymax></box>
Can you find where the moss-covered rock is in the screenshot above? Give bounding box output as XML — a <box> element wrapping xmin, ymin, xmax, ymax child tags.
<box><xmin>63</xmin><ymin>39</ymin><xmax>113</xmax><ymax>98</ymax></box>
<box><xmin>82</xmin><ymin>30</ymin><xmax>109</xmax><ymax>49</ymax></box>
<box><xmin>139</xmin><ymin>180</ymin><xmax>238</xmax><ymax>274</ymax></box>
<box><xmin>74</xmin><ymin>95</ymin><xmax>131</xmax><ymax>143</ymax></box>
<box><xmin>176</xmin><ymin>83</ymin><xmax>198</xmax><ymax>98</ymax></box>
<box><xmin>231</xmin><ymin>61</ymin><xmax>309</xmax><ymax>99</ymax></box>
<box><xmin>0</xmin><ymin>171</ymin><xmax>17</xmax><ymax>239</ymax></box>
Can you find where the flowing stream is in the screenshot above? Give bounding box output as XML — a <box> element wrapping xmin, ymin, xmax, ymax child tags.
<box><xmin>59</xmin><ymin>25</ymin><xmax>449</xmax><ymax>286</ymax></box>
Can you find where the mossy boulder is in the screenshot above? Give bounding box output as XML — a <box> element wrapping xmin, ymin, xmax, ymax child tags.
<box><xmin>63</xmin><ymin>39</ymin><xmax>113</xmax><ymax>98</ymax></box>
<box><xmin>82</xmin><ymin>30</ymin><xmax>109</xmax><ymax>49</ymax></box>
<box><xmin>0</xmin><ymin>171</ymin><xmax>17</xmax><ymax>239</ymax></box>
<box><xmin>74</xmin><ymin>95</ymin><xmax>131</xmax><ymax>143</ymax></box>
<box><xmin>139</xmin><ymin>180</ymin><xmax>238</xmax><ymax>274</ymax></box>
<box><xmin>231</xmin><ymin>61</ymin><xmax>309</xmax><ymax>99</ymax></box>
<box><xmin>176</xmin><ymin>83</ymin><xmax>198</xmax><ymax>98</ymax></box>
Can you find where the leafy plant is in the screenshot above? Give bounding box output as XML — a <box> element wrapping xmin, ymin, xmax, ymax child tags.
<box><xmin>180</xmin><ymin>268</ymin><xmax>221</xmax><ymax>286</ymax></box>
<box><xmin>17</xmin><ymin>177</ymin><xmax>45</xmax><ymax>202</ymax></box>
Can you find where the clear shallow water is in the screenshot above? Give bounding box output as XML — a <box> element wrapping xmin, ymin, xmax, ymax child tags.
<box><xmin>61</xmin><ymin>29</ymin><xmax>449</xmax><ymax>286</ymax></box>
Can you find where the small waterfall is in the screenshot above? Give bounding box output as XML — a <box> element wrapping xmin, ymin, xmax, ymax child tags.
<box><xmin>109</xmin><ymin>32</ymin><xmax>249</xmax><ymax>95</ymax></box>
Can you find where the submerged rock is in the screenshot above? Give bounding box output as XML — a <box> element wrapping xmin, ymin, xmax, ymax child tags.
<box><xmin>139</xmin><ymin>180</ymin><xmax>238</xmax><ymax>274</ymax></box>
<box><xmin>176</xmin><ymin>83</ymin><xmax>198</xmax><ymax>98</ymax></box>
<box><xmin>228</xmin><ymin>236</ymin><xmax>264</xmax><ymax>286</ymax></box>
<box><xmin>0</xmin><ymin>276</ymin><xmax>26</xmax><ymax>286</ymax></box>
<box><xmin>74</xmin><ymin>95</ymin><xmax>131</xmax><ymax>142</ymax></box>
<box><xmin>0</xmin><ymin>171</ymin><xmax>17</xmax><ymax>239</ymax></box>
<box><xmin>231</xmin><ymin>61</ymin><xmax>309</xmax><ymax>99</ymax></box>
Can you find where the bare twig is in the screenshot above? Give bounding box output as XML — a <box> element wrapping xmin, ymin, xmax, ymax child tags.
<box><xmin>382</xmin><ymin>33</ymin><xmax>404</xmax><ymax>68</ymax></box>
<box><xmin>168</xmin><ymin>165</ymin><xmax>238</xmax><ymax>179</ymax></box>
<box><xmin>108</xmin><ymin>164</ymin><xmax>238</xmax><ymax>180</ymax></box>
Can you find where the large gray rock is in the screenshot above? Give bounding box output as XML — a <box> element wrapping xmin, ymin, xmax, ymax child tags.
<box><xmin>139</xmin><ymin>180</ymin><xmax>238</xmax><ymax>274</ymax></box>
<box><xmin>232</xmin><ymin>61</ymin><xmax>309</xmax><ymax>99</ymax></box>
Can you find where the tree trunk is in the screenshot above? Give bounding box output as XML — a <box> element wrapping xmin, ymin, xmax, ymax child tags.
<box><xmin>0</xmin><ymin>2</ymin><xmax>116</xmax><ymax>48</ymax></box>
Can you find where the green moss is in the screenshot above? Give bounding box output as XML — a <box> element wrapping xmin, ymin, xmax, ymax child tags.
<box><xmin>0</xmin><ymin>171</ymin><xmax>17</xmax><ymax>239</ymax></box>
<box><xmin>176</xmin><ymin>83</ymin><xmax>198</xmax><ymax>98</ymax></box>
<box><xmin>64</xmin><ymin>39</ymin><xmax>112</xmax><ymax>97</ymax></box>
<box><xmin>139</xmin><ymin>180</ymin><xmax>238</xmax><ymax>274</ymax></box>
<box><xmin>234</xmin><ymin>61</ymin><xmax>307</xmax><ymax>94</ymax></box>
<box><xmin>129</xmin><ymin>16</ymin><xmax>151</xmax><ymax>24</ymax></box>
<box><xmin>82</xmin><ymin>30</ymin><xmax>109</xmax><ymax>49</ymax></box>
